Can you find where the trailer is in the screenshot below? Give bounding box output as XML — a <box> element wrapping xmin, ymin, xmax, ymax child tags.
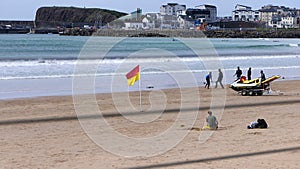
<box><xmin>230</xmin><ymin>75</ymin><xmax>281</xmax><ymax>96</ymax></box>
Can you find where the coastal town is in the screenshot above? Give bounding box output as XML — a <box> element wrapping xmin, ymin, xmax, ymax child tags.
<box><xmin>1</xmin><ymin>1</ymin><xmax>300</xmax><ymax>168</ymax></box>
<box><xmin>0</xmin><ymin>2</ymin><xmax>300</xmax><ymax>37</ymax></box>
<box><xmin>123</xmin><ymin>3</ymin><xmax>300</xmax><ymax>30</ymax></box>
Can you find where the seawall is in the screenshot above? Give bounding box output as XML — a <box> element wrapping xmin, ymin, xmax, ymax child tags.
<box><xmin>91</xmin><ymin>29</ymin><xmax>300</xmax><ymax>38</ymax></box>
<box><xmin>93</xmin><ymin>29</ymin><xmax>207</xmax><ymax>38</ymax></box>
<box><xmin>0</xmin><ymin>20</ymin><xmax>34</xmax><ymax>27</ymax></box>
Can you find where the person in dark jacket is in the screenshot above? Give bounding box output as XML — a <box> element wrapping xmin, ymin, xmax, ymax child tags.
<box><xmin>247</xmin><ymin>67</ymin><xmax>252</xmax><ymax>80</ymax></box>
<box><xmin>204</xmin><ymin>72</ymin><xmax>211</xmax><ymax>89</ymax></box>
<box><xmin>234</xmin><ymin>66</ymin><xmax>242</xmax><ymax>80</ymax></box>
<box><xmin>260</xmin><ymin>70</ymin><xmax>266</xmax><ymax>81</ymax></box>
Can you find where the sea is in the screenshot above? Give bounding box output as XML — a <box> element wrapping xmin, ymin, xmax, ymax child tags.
<box><xmin>0</xmin><ymin>34</ymin><xmax>299</xmax><ymax>100</ymax></box>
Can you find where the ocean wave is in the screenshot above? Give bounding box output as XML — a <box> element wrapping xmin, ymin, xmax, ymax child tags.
<box><xmin>216</xmin><ymin>44</ymin><xmax>286</xmax><ymax>49</ymax></box>
<box><xmin>1</xmin><ymin>65</ymin><xmax>300</xmax><ymax>81</ymax></box>
<box><xmin>0</xmin><ymin>54</ymin><xmax>299</xmax><ymax>67</ymax></box>
<box><xmin>213</xmin><ymin>43</ymin><xmax>299</xmax><ymax>50</ymax></box>
<box><xmin>0</xmin><ymin>59</ymin><xmax>77</xmax><ymax>67</ymax></box>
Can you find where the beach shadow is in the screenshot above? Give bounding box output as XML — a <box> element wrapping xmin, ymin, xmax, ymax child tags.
<box><xmin>125</xmin><ymin>146</ymin><xmax>300</xmax><ymax>169</ymax></box>
<box><xmin>188</xmin><ymin>126</ymin><xmax>227</xmax><ymax>131</ymax></box>
<box><xmin>0</xmin><ymin>99</ymin><xmax>299</xmax><ymax>126</ymax></box>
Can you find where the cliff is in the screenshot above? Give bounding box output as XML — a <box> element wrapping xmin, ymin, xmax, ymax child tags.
<box><xmin>35</xmin><ymin>6</ymin><xmax>127</xmax><ymax>28</ymax></box>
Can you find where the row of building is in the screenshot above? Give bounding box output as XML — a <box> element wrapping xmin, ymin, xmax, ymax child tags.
<box><xmin>121</xmin><ymin>3</ymin><xmax>300</xmax><ymax>30</ymax></box>
<box><xmin>121</xmin><ymin>4</ymin><xmax>218</xmax><ymax>30</ymax></box>
<box><xmin>233</xmin><ymin>4</ymin><xmax>300</xmax><ymax>28</ymax></box>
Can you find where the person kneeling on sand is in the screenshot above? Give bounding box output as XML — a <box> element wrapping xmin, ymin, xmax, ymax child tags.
<box><xmin>202</xmin><ymin>111</ymin><xmax>218</xmax><ymax>130</ymax></box>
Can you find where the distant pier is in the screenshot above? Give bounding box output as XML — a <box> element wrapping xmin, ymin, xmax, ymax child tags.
<box><xmin>0</xmin><ymin>20</ymin><xmax>33</xmax><ymax>34</ymax></box>
<box><xmin>0</xmin><ymin>20</ymin><xmax>59</xmax><ymax>34</ymax></box>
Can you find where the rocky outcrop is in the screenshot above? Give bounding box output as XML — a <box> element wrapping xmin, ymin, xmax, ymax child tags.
<box><xmin>204</xmin><ymin>29</ymin><xmax>300</xmax><ymax>38</ymax></box>
<box><xmin>35</xmin><ymin>6</ymin><xmax>127</xmax><ymax>28</ymax></box>
<box><xmin>90</xmin><ymin>29</ymin><xmax>300</xmax><ymax>38</ymax></box>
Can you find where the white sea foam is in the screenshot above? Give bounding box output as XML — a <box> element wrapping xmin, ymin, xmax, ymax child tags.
<box><xmin>1</xmin><ymin>65</ymin><xmax>300</xmax><ymax>81</ymax></box>
<box><xmin>1</xmin><ymin>54</ymin><xmax>298</xmax><ymax>68</ymax></box>
<box><xmin>289</xmin><ymin>43</ymin><xmax>299</xmax><ymax>47</ymax></box>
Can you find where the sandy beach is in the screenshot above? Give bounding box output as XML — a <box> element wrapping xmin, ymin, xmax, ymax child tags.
<box><xmin>0</xmin><ymin>80</ymin><xmax>299</xmax><ymax>169</ymax></box>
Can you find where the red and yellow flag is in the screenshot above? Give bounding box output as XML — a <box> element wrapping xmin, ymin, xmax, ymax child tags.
<box><xmin>126</xmin><ymin>65</ymin><xmax>140</xmax><ymax>86</ymax></box>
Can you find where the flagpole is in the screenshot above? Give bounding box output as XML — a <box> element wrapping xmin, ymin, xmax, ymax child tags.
<box><xmin>126</xmin><ymin>65</ymin><xmax>142</xmax><ymax>112</ymax></box>
<box><xmin>139</xmin><ymin>71</ymin><xmax>142</xmax><ymax>112</ymax></box>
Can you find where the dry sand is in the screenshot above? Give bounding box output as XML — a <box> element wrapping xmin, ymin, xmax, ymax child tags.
<box><xmin>0</xmin><ymin>80</ymin><xmax>299</xmax><ymax>169</ymax></box>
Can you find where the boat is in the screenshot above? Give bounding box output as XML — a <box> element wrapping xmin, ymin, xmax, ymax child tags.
<box><xmin>230</xmin><ymin>75</ymin><xmax>281</xmax><ymax>96</ymax></box>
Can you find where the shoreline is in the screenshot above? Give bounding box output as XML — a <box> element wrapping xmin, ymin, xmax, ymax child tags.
<box><xmin>1</xmin><ymin>79</ymin><xmax>299</xmax><ymax>101</ymax></box>
<box><xmin>0</xmin><ymin>74</ymin><xmax>299</xmax><ymax>101</ymax></box>
<box><xmin>2</xmin><ymin>64</ymin><xmax>300</xmax><ymax>101</ymax></box>
<box><xmin>0</xmin><ymin>80</ymin><xmax>299</xmax><ymax>168</ymax></box>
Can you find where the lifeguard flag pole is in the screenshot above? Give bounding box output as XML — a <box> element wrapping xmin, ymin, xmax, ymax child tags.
<box><xmin>126</xmin><ymin>65</ymin><xmax>142</xmax><ymax>112</ymax></box>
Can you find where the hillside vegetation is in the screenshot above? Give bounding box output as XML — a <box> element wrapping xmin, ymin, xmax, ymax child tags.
<box><xmin>35</xmin><ymin>6</ymin><xmax>127</xmax><ymax>28</ymax></box>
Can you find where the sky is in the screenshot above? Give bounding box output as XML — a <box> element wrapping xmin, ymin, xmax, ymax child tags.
<box><xmin>1</xmin><ymin>0</ymin><xmax>300</xmax><ymax>20</ymax></box>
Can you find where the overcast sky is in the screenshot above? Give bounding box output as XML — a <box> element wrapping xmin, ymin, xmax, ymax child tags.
<box><xmin>1</xmin><ymin>0</ymin><xmax>299</xmax><ymax>20</ymax></box>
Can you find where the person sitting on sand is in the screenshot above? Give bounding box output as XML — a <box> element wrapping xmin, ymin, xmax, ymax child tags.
<box><xmin>203</xmin><ymin>111</ymin><xmax>218</xmax><ymax>130</ymax></box>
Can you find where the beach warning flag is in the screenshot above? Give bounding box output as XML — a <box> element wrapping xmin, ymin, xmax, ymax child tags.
<box><xmin>126</xmin><ymin>65</ymin><xmax>140</xmax><ymax>86</ymax></box>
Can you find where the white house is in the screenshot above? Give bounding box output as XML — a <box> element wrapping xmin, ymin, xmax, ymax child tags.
<box><xmin>142</xmin><ymin>13</ymin><xmax>161</xmax><ymax>29</ymax></box>
<box><xmin>160</xmin><ymin>3</ymin><xmax>186</xmax><ymax>16</ymax></box>
<box><xmin>281</xmin><ymin>15</ymin><xmax>296</xmax><ymax>28</ymax></box>
<box><xmin>232</xmin><ymin>4</ymin><xmax>260</xmax><ymax>21</ymax></box>
<box><xmin>176</xmin><ymin>10</ymin><xmax>186</xmax><ymax>16</ymax></box>
<box><xmin>177</xmin><ymin>15</ymin><xmax>194</xmax><ymax>29</ymax></box>
<box><xmin>269</xmin><ymin>15</ymin><xmax>281</xmax><ymax>28</ymax></box>
<box><xmin>269</xmin><ymin>14</ymin><xmax>296</xmax><ymax>28</ymax></box>
<box><xmin>259</xmin><ymin>5</ymin><xmax>300</xmax><ymax>28</ymax></box>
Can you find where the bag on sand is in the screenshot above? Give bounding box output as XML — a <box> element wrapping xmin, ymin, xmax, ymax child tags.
<box><xmin>256</xmin><ymin>118</ymin><xmax>268</xmax><ymax>128</ymax></box>
<box><xmin>247</xmin><ymin>118</ymin><xmax>268</xmax><ymax>129</ymax></box>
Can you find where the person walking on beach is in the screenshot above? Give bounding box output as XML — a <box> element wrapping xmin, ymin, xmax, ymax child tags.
<box><xmin>260</xmin><ymin>70</ymin><xmax>266</xmax><ymax>81</ymax></box>
<box><xmin>234</xmin><ymin>66</ymin><xmax>242</xmax><ymax>80</ymax></box>
<box><xmin>247</xmin><ymin>67</ymin><xmax>252</xmax><ymax>80</ymax></box>
<box><xmin>204</xmin><ymin>72</ymin><xmax>211</xmax><ymax>89</ymax></box>
<box><xmin>215</xmin><ymin>69</ymin><xmax>224</xmax><ymax>89</ymax></box>
<box><xmin>203</xmin><ymin>111</ymin><xmax>218</xmax><ymax>130</ymax></box>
